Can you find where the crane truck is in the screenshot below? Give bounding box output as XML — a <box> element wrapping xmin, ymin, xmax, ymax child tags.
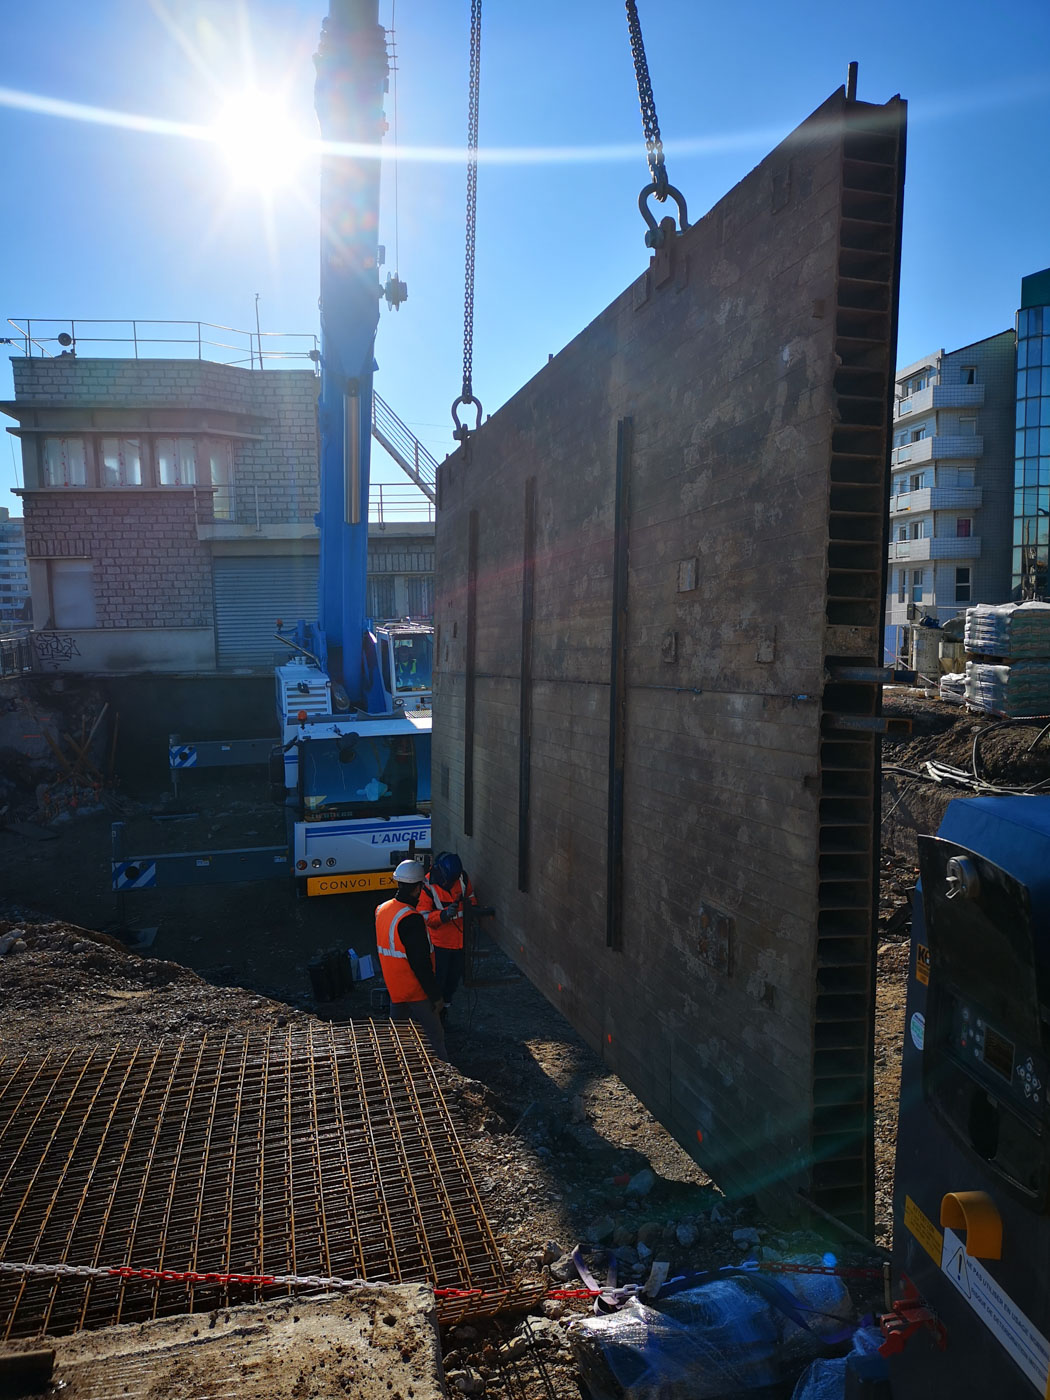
<box><xmin>273</xmin><ymin>0</ymin><xmax>433</xmax><ymax>897</ymax></box>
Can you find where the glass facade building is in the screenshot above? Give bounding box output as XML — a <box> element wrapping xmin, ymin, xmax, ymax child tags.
<box><xmin>1013</xmin><ymin>267</ymin><xmax>1050</xmax><ymax>599</ymax></box>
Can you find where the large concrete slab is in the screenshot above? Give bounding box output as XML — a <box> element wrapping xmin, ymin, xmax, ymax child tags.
<box><xmin>0</xmin><ymin>1288</ymin><xmax>446</xmax><ymax>1400</ymax></box>
<box><xmin>433</xmin><ymin>87</ymin><xmax>906</xmax><ymax>1234</ymax></box>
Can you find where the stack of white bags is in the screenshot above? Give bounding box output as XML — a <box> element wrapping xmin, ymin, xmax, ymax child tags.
<box><xmin>964</xmin><ymin>603</ymin><xmax>1050</xmax><ymax>716</ymax></box>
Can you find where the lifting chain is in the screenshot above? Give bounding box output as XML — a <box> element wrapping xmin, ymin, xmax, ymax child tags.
<box><xmin>624</xmin><ymin>0</ymin><xmax>688</xmax><ymax>247</ymax></box>
<box><xmin>452</xmin><ymin>0</ymin><xmax>483</xmax><ymax>452</ymax></box>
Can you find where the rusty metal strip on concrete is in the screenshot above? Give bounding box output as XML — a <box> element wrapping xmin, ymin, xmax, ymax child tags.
<box><xmin>0</xmin><ymin>1024</ymin><xmax>534</xmax><ymax>1339</ymax></box>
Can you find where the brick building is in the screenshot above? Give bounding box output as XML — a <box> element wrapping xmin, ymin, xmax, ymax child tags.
<box><xmin>2</xmin><ymin>353</ymin><xmax>434</xmax><ymax>672</ymax></box>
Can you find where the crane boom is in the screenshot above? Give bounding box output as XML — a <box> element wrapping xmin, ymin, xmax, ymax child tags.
<box><xmin>311</xmin><ymin>0</ymin><xmax>388</xmax><ymax>710</ymax></box>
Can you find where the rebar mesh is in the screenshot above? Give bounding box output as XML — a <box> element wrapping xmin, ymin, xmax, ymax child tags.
<box><xmin>0</xmin><ymin>1022</ymin><xmax>537</xmax><ymax>1338</ymax></box>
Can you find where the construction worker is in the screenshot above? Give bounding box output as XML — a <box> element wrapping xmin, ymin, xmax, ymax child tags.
<box><xmin>418</xmin><ymin>851</ymin><xmax>475</xmax><ymax>1024</ymax></box>
<box><xmin>375</xmin><ymin>859</ymin><xmax>447</xmax><ymax>1061</ymax></box>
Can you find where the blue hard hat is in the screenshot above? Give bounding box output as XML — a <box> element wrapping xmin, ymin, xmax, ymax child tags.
<box><xmin>431</xmin><ymin>851</ymin><xmax>462</xmax><ymax>888</ymax></box>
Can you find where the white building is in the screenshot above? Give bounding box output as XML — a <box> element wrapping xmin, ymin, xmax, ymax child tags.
<box><xmin>885</xmin><ymin>331</ymin><xmax>1015</xmax><ymax>651</ymax></box>
<box><xmin>0</xmin><ymin>508</ymin><xmax>30</xmax><ymax>622</ymax></box>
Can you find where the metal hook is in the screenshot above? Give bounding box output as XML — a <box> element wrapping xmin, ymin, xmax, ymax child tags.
<box><xmin>451</xmin><ymin>394</ymin><xmax>483</xmax><ymax>444</ymax></box>
<box><xmin>638</xmin><ymin>182</ymin><xmax>689</xmax><ymax>248</ymax></box>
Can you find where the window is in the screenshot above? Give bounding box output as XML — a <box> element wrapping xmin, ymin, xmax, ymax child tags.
<box><xmin>897</xmin><ymin>525</ymin><xmax>908</xmax><ymax>542</ymax></box>
<box><xmin>897</xmin><ymin>571</ymin><xmax>906</xmax><ymax>603</ymax></box>
<box><xmin>959</xmin><ymin>415</ymin><xmax>978</xmax><ymax>436</ymax></box>
<box><xmin>912</xmin><ymin>569</ymin><xmax>925</xmax><ymax>603</ymax></box>
<box><xmin>47</xmin><ymin>559</ymin><xmax>97</xmax><ymax>628</ymax></box>
<box><xmin>202</xmin><ymin>439</ymin><xmax>234</xmax><ymax>518</ymax></box>
<box><xmin>911</xmin><ymin>520</ymin><xmax>926</xmax><ymax>540</ymax></box>
<box><xmin>961</xmin><ymin>366</ymin><xmax>977</xmax><ymax>385</ymax></box>
<box><xmin>43</xmin><ymin>437</ymin><xmax>87</xmax><ymax>487</ymax></box>
<box><xmin>910</xmin><ymin>426</ymin><xmax>927</xmax><ymax>443</ymax></box>
<box><xmin>100</xmin><ymin>437</ymin><xmax>142</xmax><ymax>487</ymax></box>
<box><xmin>909</xmin><ymin>473</ymin><xmax>927</xmax><ymax>492</ymax></box>
<box><xmin>955</xmin><ymin>567</ymin><xmax>971</xmax><ymax>603</ymax></box>
<box><xmin>405</xmin><ymin>576</ymin><xmax>434</xmax><ymax>618</ymax></box>
<box><xmin>367</xmin><ymin>575</ymin><xmax>395</xmax><ymax>620</ymax></box>
<box><xmin>956</xmin><ymin>518</ymin><xmax>972</xmax><ymax>538</ymax></box>
<box><xmin>155</xmin><ymin>437</ymin><xmax>197</xmax><ymax>486</ymax></box>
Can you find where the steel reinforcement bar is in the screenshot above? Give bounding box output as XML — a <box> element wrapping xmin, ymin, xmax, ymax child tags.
<box><xmin>0</xmin><ymin>1024</ymin><xmax>531</xmax><ymax>1338</ymax></box>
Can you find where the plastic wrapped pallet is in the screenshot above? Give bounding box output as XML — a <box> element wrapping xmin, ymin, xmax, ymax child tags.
<box><xmin>964</xmin><ymin>602</ymin><xmax>1050</xmax><ymax>660</ymax></box>
<box><xmin>939</xmin><ymin>672</ymin><xmax>966</xmax><ymax>706</ymax></box>
<box><xmin>965</xmin><ymin>660</ymin><xmax>1050</xmax><ymax>717</ymax></box>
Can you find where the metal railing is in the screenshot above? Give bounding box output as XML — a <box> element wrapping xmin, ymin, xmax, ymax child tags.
<box><xmin>370</xmin><ymin>482</ymin><xmax>434</xmax><ymax>524</ymax></box>
<box><xmin>0</xmin><ymin>627</ymin><xmax>33</xmax><ymax>679</ymax></box>
<box><xmin>372</xmin><ymin>391</ymin><xmax>439</xmax><ymax>502</ymax></box>
<box><xmin>4</xmin><ymin>318</ymin><xmax>319</xmax><ymax>371</ymax></box>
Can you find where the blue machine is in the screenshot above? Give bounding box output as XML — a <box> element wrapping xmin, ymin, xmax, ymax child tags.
<box><xmin>294</xmin><ymin>0</ymin><xmax>389</xmax><ymax>711</ymax></box>
<box><xmin>890</xmin><ymin>796</ymin><xmax>1050</xmax><ymax>1396</ymax></box>
<box><xmin>273</xmin><ymin>0</ymin><xmax>433</xmax><ymax>897</ymax></box>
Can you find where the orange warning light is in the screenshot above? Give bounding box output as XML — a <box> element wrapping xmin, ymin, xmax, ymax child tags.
<box><xmin>297</xmin><ymin>709</ymin><xmax>308</xmax><ymax>723</ymax></box>
<box><xmin>607</xmin><ymin>1034</ymin><xmax>612</xmax><ymax>1044</ymax></box>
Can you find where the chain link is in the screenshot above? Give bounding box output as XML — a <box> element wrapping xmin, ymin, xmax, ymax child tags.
<box><xmin>461</xmin><ymin>0</ymin><xmax>482</xmax><ymax>404</ymax></box>
<box><xmin>625</xmin><ymin>0</ymin><xmax>667</xmax><ymax>198</ymax></box>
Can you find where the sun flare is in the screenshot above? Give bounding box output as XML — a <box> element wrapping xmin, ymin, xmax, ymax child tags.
<box><xmin>210</xmin><ymin>91</ymin><xmax>310</xmax><ymax>191</ymax></box>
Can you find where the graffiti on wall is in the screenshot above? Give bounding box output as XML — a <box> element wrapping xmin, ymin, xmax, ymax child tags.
<box><xmin>33</xmin><ymin>632</ymin><xmax>82</xmax><ymax>671</ymax></box>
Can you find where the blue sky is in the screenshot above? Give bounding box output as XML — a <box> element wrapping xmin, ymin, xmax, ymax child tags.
<box><xmin>2</xmin><ymin>0</ymin><xmax>1049</xmax><ymax>510</ymax></box>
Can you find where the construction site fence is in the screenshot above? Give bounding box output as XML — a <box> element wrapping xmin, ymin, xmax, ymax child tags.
<box><xmin>0</xmin><ymin>627</ymin><xmax>33</xmax><ymax>680</ymax></box>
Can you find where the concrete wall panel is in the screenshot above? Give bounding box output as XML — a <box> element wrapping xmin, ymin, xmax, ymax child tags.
<box><xmin>434</xmin><ymin>90</ymin><xmax>905</xmax><ymax>1232</ymax></box>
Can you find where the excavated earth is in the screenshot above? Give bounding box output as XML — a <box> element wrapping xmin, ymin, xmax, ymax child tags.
<box><xmin>5</xmin><ymin>691</ymin><xmax>1048</xmax><ymax>1396</ymax></box>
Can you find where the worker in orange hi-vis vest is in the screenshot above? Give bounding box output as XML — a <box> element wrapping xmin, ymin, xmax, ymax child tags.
<box><xmin>375</xmin><ymin>859</ymin><xmax>447</xmax><ymax>1061</ymax></box>
<box><xmin>418</xmin><ymin>851</ymin><xmax>476</xmax><ymax>1026</ymax></box>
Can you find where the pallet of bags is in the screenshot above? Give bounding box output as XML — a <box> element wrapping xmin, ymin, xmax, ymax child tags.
<box><xmin>939</xmin><ymin>672</ymin><xmax>966</xmax><ymax>706</ymax></box>
<box><xmin>964</xmin><ymin>602</ymin><xmax>1050</xmax><ymax>660</ymax></box>
<box><xmin>965</xmin><ymin>659</ymin><xmax>1050</xmax><ymax>717</ymax></box>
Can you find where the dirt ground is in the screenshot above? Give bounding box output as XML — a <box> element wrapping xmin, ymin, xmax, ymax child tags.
<box><xmin>6</xmin><ymin>690</ymin><xmax>1047</xmax><ymax>1396</ymax></box>
<box><xmin>1</xmin><ymin>916</ymin><xmax>889</xmax><ymax>1399</ymax></box>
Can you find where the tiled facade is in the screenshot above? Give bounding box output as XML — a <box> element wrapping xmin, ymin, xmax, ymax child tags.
<box><xmin>9</xmin><ymin>357</ymin><xmax>319</xmax><ymax>527</ymax></box>
<box><xmin>1013</xmin><ymin>266</ymin><xmax>1050</xmax><ymax>599</ymax></box>
<box><xmin>0</xmin><ymin>509</ymin><xmax>30</xmax><ymax>621</ymax></box>
<box><xmin>885</xmin><ymin>330</ymin><xmax>1016</xmax><ymax>634</ymax></box>
<box><xmin>2</xmin><ymin>356</ymin><xmax>434</xmax><ymax>673</ymax></box>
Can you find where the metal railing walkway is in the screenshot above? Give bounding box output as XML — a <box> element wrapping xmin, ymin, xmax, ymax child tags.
<box><xmin>372</xmin><ymin>392</ymin><xmax>439</xmax><ymax>504</ymax></box>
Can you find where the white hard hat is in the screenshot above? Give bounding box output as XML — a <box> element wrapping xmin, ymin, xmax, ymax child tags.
<box><xmin>393</xmin><ymin>859</ymin><xmax>426</xmax><ymax>884</ymax></box>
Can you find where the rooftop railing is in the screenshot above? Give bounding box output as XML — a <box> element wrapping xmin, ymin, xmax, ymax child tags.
<box><xmin>4</xmin><ymin>318</ymin><xmax>319</xmax><ymax>371</ymax></box>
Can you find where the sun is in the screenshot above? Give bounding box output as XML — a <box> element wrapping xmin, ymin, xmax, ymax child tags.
<box><xmin>210</xmin><ymin>90</ymin><xmax>310</xmax><ymax>192</ymax></box>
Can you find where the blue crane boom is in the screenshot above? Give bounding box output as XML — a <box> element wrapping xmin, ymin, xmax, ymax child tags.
<box><xmin>309</xmin><ymin>0</ymin><xmax>388</xmax><ymax>712</ymax></box>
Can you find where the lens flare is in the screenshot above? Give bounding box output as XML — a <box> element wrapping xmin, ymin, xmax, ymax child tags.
<box><xmin>210</xmin><ymin>90</ymin><xmax>310</xmax><ymax>190</ymax></box>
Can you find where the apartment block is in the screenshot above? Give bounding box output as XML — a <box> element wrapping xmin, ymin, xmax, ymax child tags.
<box><xmin>0</xmin><ymin>508</ymin><xmax>30</xmax><ymax>622</ymax></box>
<box><xmin>885</xmin><ymin>330</ymin><xmax>1015</xmax><ymax>640</ymax></box>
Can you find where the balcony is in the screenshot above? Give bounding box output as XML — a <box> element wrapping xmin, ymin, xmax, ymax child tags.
<box><xmin>891</xmin><ymin>434</ymin><xmax>983</xmax><ymax>467</ymax></box>
<box><xmin>889</xmin><ymin>485</ymin><xmax>983</xmax><ymax>516</ymax></box>
<box><xmin>888</xmin><ymin>536</ymin><xmax>981</xmax><ymax>562</ymax></box>
<box><xmin>894</xmin><ymin>383</ymin><xmax>984</xmax><ymax>420</ymax></box>
<box><xmin>888</xmin><ymin>538</ymin><xmax>931</xmax><ymax>561</ymax></box>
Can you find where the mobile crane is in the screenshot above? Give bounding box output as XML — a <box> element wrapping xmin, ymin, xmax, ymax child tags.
<box><xmin>274</xmin><ymin>0</ymin><xmax>434</xmax><ymax>896</ymax></box>
<box><xmin>118</xmin><ymin>1</ymin><xmax>433</xmax><ymax>902</ymax></box>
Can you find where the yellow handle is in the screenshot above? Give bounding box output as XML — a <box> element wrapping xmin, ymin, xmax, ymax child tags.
<box><xmin>940</xmin><ymin>1190</ymin><xmax>1002</xmax><ymax>1260</ymax></box>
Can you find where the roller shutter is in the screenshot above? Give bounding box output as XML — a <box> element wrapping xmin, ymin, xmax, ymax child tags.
<box><xmin>213</xmin><ymin>557</ymin><xmax>318</xmax><ymax>669</ymax></box>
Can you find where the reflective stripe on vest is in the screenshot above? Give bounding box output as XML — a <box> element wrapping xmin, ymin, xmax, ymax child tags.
<box><xmin>422</xmin><ymin>875</ymin><xmax>470</xmax><ymax>951</ymax></box>
<box><xmin>376</xmin><ymin>898</ymin><xmax>433</xmax><ymax>1003</ymax></box>
<box><xmin>376</xmin><ymin>902</ymin><xmax>413</xmax><ymax>959</ymax></box>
